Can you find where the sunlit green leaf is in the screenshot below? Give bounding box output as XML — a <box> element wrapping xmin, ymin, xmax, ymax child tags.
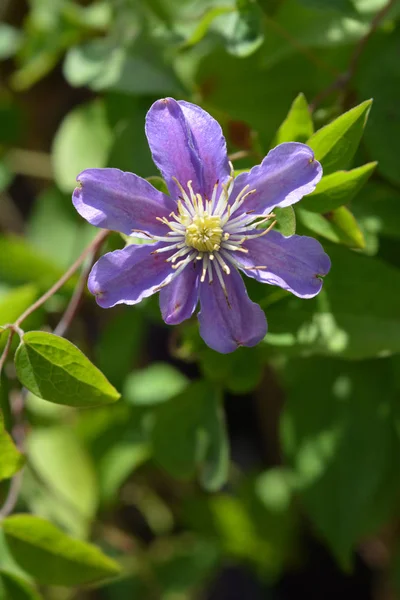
<box><xmin>307</xmin><ymin>100</ymin><xmax>372</xmax><ymax>174</ymax></box>
<box><xmin>297</xmin><ymin>205</ymin><xmax>365</xmax><ymax>248</ymax></box>
<box><xmin>27</xmin><ymin>427</ymin><xmax>98</xmax><ymax>537</ymax></box>
<box><xmin>273</xmin><ymin>93</ymin><xmax>314</xmax><ymax>145</ymax></box>
<box><xmin>0</xmin><ymin>412</ymin><xmax>24</xmax><ymax>482</ymax></box>
<box><xmin>15</xmin><ymin>331</ymin><xmax>120</xmax><ymax>407</ymax></box>
<box><xmin>124</xmin><ymin>363</ymin><xmax>189</xmax><ymax>406</ymax></box>
<box><xmin>0</xmin><ymin>236</ymin><xmax>76</xmax><ymax>293</ymax></box>
<box><xmin>52</xmin><ymin>100</ymin><xmax>112</xmax><ymax>192</ymax></box>
<box><xmin>301</xmin><ymin>162</ymin><xmax>377</xmax><ymax>213</ymax></box>
<box><xmin>0</xmin><ymin>25</ymin><xmax>23</xmax><ymax>60</ymax></box>
<box><xmin>2</xmin><ymin>515</ymin><xmax>121</xmax><ymax>586</ymax></box>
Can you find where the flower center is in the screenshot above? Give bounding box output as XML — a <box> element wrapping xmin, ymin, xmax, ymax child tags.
<box><xmin>185</xmin><ymin>213</ymin><xmax>222</xmax><ymax>252</ymax></box>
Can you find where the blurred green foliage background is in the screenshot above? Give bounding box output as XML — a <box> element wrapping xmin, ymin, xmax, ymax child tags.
<box><xmin>1</xmin><ymin>0</ymin><xmax>400</xmax><ymax>598</ymax></box>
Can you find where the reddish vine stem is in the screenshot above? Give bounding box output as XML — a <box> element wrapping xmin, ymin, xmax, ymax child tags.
<box><xmin>309</xmin><ymin>0</ymin><xmax>396</xmax><ymax>111</ymax></box>
<box><xmin>0</xmin><ymin>229</ymin><xmax>109</xmax><ymax>519</ymax></box>
<box><xmin>15</xmin><ymin>229</ymin><xmax>109</xmax><ymax>328</ymax></box>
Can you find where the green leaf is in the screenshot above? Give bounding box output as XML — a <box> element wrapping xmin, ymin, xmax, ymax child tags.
<box><xmin>307</xmin><ymin>100</ymin><xmax>372</xmax><ymax>175</ymax></box>
<box><xmin>182</xmin><ymin>6</ymin><xmax>234</xmax><ymax>47</ymax></box>
<box><xmin>356</xmin><ymin>32</ymin><xmax>400</xmax><ymax>186</ymax></box>
<box><xmin>301</xmin><ymin>162</ymin><xmax>377</xmax><ymax>213</ymax></box>
<box><xmin>274</xmin><ymin>206</ymin><xmax>296</xmax><ymax>236</ymax></box>
<box><xmin>297</xmin><ymin>0</ymin><xmax>358</xmax><ymax>15</ymax></box>
<box><xmin>273</xmin><ymin>93</ymin><xmax>314</xmax><ymax>145</ymax></box>
<box><xmin>199</xmin><ymin>347</ymin><xmax>264</xmax><ymax>394</ymax></box>
<box><xmin>0</xmin><ymin>570</ymin><xmax>43</xmax><ymax>600</ymax></box>
<box><xmin>2</xmin><ymin>515</ymin><xmax>121</xmax><ymax>586</ymax></box>
<box><xmin>281</xmin><ymin>357</ymin><xmax>400</xmax><ymax>567</ymax></box>
<box><xmin>0</xmin><ymin>285</ymin><xmax>38</xmax><ymax>326</ymax></box>
<box><xmin>219</xmin><ymin>4</ymin><xmax>265</xmax><ymax>58</ymax></box>
<box><xmin>261</xmin><ymin>0</ymin><xmax>368</xmax><ymax>69</ymax></box>
<box><xmin>124</xmin><ymin>363</ymin><xmax>189</xmax><ymax>406</ymax></box>
<box><xmin>0</xmin><ymin>236</ymin><xmax>76</xmax><ymax>292</ymax></box>
<box><xmin>52</xmin><ymin>100</ymin><xmax>112</xmax><ymax>193</ymax></box>
<box><xmin>27</xmin><ymin>187</ymin><xmax>95</xmax><ymax>268</ymax></box>
<box><xmin>265</xmin><ymin>244</ymin><xmax>400</xmax><ymax>359</ymax></box>
<box><xmin>0</xmin><ymin>286</ymin><xmax>38</xmax><ymax>351</ymax></box>
<box><xmin>14</xmin><ymin>331</ymin><xmax>120</xmax><ymax>408</ymax></box>
<box><xmin>152</xmin><ymin>381</ymin><xmax>229</xmax><ymax>491</ymax></box>
<box><xmin>0</xmin><ymin>25</ymin><xmax>23</xmax><ymax>60</ymax></box>
<box><xmin>297</xmin><ymin>206</ymin><xmax>365</xmax><ymax>248</ymax></box>
<box><xmin>64</xmin><ymin>37</ymin><xmax>180</xmax><ymax>95</ymax></box>
<box><xmin>26</xmin><ymin>427</ymin><xmax>98</xmax><ymax>538</ymax></box>
<box><xmin>0</xmin><ymin>412</ymin><xmax>24</xmax><ymax>482</ymax></box>
<box><xmin>352</xmin><ymin>181</ymin><xmax>400</xmax><ymax>240</ymax></box>
<box><xmin>96</xmin><ymin>308</ymin><xmax>145</xmax><ymax>388</ymax></box>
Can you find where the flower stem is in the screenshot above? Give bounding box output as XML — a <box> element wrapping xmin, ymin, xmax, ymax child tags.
<box><xmin>14</xmin><ymin>229</ymin><xmax>109</xmax><ymax>328</ymax></box>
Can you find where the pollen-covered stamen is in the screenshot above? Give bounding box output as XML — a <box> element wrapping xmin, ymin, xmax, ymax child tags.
<box><xmin>185</xmin><ymin>213</ymin><xmax>223</xmax><ymax>252</ymax></box>
<box><xmin>148</xmin><ymin>172</ymin><xmax>278</xmax><ymax>299</ymax></box>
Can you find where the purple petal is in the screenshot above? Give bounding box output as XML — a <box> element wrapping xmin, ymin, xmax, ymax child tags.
<box><xmin>178</xmin><ymin>100</ymin><xmax>230</xmax><ymax>197</ymax></box>
<box><xmin>73</xmin><ymin>168</ymin><xmax>175</xmax><ymax>237</ymax></box>
<box><xmin>160</xmin><ymin>262</ymin><xmax>200</xmax><ymax>325</ymax></box>
<box><xmin>239</xmin><ymin>230</ymin><xmax>331</xmax><ymax>298</ymax></box>
<box><xmin>88</xmin><ymin>242</ymin><xmax>174</xmax><ymax>308</ymax></box>
<box><xmin>198</xmin><ymin>268</ymin><xmax>267</xmax><ymax>353</ymax></box>
<box><xmin>231</xmin><ymin>143</ymin><xmax>322</xmax><ymax>217</ymax></box>
<box><xmin>145</xmin><ymin>98</ymin><xmax>230</xmax><ymax>200</ymax></box>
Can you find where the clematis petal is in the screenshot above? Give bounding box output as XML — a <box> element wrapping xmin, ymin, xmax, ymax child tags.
<box><xmin>230</xmin><ymin>142</ymin><xmax>322</xmax><ymax>217</ymax></box>
<box><xmin>178</xmin><ymin>100</ymin><xmax>230</xmax><ymax>197</ymax></box>
<box><xmin>145</xmin><ymin>98</ymin><xmax>230</xmax><ymax>200</ymax></box>
<box><xmin>239</xmin><ymin>230</ymin><xmax>331</xmax><ymax>298</ymax></box>
<box><xmin>73</xmin><ymin>168</ymin><xmax>175</xmax><ymax>237</ymax></box>
<box><xmin>160</xmin><ymin>262</ymin><xmax>200</xmax><ymax>325</ymax></box>
<box><xmin>88</xmin><ymin>242</ymin><xmax>174</xmax><ymax>308</ymax></box>
<box><xmin>198</xmin><ymin>268</ymin><xmax>267</xmax><ymax>353</ymax></box>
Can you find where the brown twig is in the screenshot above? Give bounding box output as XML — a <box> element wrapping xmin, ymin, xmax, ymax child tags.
<box><xmin>310</xmin><ymin>0</ymin><xmax>396</xmax><ymax>111</ymax></box>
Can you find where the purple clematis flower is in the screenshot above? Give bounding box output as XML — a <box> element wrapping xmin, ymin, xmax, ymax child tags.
<box><xmin>73</xmin><ymin>98</ymin><xmax>330</xmax><ymax>353</ymax></box>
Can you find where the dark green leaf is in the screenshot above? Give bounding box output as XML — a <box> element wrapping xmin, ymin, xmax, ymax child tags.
<box><xmin>15</xmin><ymin>331</ymin><xmax>120</xmax><ymax>408</ymax></box>
<box><xmin>281</xmin><ymin>357</ymin><xmax>400</xmax><ymax>567</ymax></box>
<box><xmin>0</xmin><ymin>570</ymin><xmax>43</xmax><ymax>600</ymax></box>
<box><xmin>307</xmin><ymin>100</ymin><xmax>372</xmax><ymax>174</ymax></box>
<box><xmin>301</xmin><ymin>162</ymin><xmax>377</xmax><ymax>213</ymax></box>
<box><xmin>357</xmin><ymin>32</ymin><xmax>400</xmax><ymax>186</ymax></box>
<box><xmin>352</xmin><ymin>181</ymin><xmax>400</xmax><ymax>240</ymax></box>
<box><xmin>265</xmin><ymin>244</ymin><xmax>400</xmax><ymax>359</ymax></box>
<box><xmin>297</xmin><ymin>0</ymin><xmax>358</xmax><ymax>16</ymax></box>
<box><xmin>2</xmin><ymin>515</ymin><xmax>121</xmax><ymax>586</ymax></box>
<box><xmin>273</xmin><ymin>93</ymin><xmax>314</xmax><ymax>145</ymax></box>
<box><xmin>199</xmin><ymin>347</ymin><xmax>264</xmax><ymax>394</ymax></box>
<box><xmin>152</xmin><ymin>381</ymin><xmax>229</xmax><ymax>491</ymax></box>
